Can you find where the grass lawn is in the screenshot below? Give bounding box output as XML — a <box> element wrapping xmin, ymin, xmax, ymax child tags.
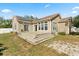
<box><xmin>0</xmin><ymin>33</ymin><xmax>79</xmax><ymax>56</ymax></box>
<box><xmin>43</xmin><ymin>35</ymin><xmax>79</xmax><ymax>45</ymax></box>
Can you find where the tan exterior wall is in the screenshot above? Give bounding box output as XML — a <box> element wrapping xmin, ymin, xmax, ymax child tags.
<box><xmin>65</xmin><ymin>22</ymin><xmax>70</xmax><ymax>34</ymax></box>
<box><xmin>19</xmin><ymin>24</ymin><xmax>24</xmax><ymax>32</ymax></box>
<box><xmin>57</xmin><ymin>22</ymin><xmax>70</xmax><ymax>34</ymax></box>
<box><xmin>52</xmin><ymin>16</ymin><xmax>61</xmax><ymax>23</ymax></box>
<box><xmin>52</xmin><ymin>16</ymin><xmax>70</xmax><ymax>34</ymax></box>
<box><xmin>28</xmin><ymin>24</ymin><xmax>33</xmax><ymax>32</ymax></box>
<box><xmin>19</xmin><ymin>24</ymin><xmax>34</xmax><ymax>32</ymax></box>
<box><xmin>12</xmin><ymin>17</ymin><xmax>20</xmax><ymax>33</ymax></box>
<box><xmin>58</xmin><ymin>23</ymin><xmax>66</xmax><ymax>32</ymax></box>
<box><xmin>51</xmin><ymin>16</ymin><xmax>61</xmax><ymax>34</ymax></box>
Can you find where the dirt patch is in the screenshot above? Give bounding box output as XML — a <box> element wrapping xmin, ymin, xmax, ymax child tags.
<box><xmin>45</xmin><ymin>40</ymin><xmax>79</xmax><ymax>56</ymax></box>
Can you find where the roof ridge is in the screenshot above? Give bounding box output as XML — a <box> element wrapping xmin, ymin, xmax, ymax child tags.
<box><xmin>40</xmin><ymin>13</ymin><xmax>60</xmax><ymax>19</ymax></box>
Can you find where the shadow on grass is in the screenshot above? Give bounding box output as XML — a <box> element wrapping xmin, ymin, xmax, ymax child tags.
<box><xmin>0</xmin><ymin>43</ymin><xmax>8</xmax><ymax>56</ymax></box>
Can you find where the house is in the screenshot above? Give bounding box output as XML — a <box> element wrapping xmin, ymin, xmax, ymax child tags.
<box><xmin>12</xmin><ymin>13</ymin><xmax>72</xmax><ymax>45</ymax></box>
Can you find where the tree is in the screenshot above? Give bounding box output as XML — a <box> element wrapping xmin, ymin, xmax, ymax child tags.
<box><xmin>23</xmin><ymin>15</ymin><xmax>39</xmax><ymax>20</ymax></box>
<box><xmin>72</xmin><ymin>15</ymin><xmax>79</xmax><ymax>28</ymax></box>
<box><xmin>3</xmin><ymin>19</ymin><xmax>12</xmax><ymax>28</ymax></box>
<box><xmin>0</xmin><ymin>17</ymin><xmax>12</xmax><ymax>28</ymax></box>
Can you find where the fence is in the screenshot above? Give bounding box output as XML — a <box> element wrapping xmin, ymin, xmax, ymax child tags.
<box><xmin>0</xmin><ymin>28</ymin><xmax>13</xmax><ymax>34</ymax></box>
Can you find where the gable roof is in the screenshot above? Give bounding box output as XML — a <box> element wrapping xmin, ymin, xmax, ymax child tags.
<box><xmin>40</xmin><ymin>13</ymin><xmax>61</xmax><ymax>21</ymax></box>
<box><xmin>13</xmin><ymin>13</ymin><xmax>61</xmax><ymax>24</ymax></box>
<box><xmin>58</xmin><ymin>17</ymin><xmax>72</xmax><ymax>23</ymax></box>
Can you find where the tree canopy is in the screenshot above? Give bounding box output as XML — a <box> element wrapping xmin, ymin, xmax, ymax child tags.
<box><xmin>23</xmin><ymin>15</ymin><xmax>39</xmax><ymax>20</ymax></box>
<box><xmin>0</xmin><ymin>17</ymin><xmax>12</xmax><ymax>28</ymax></box>
<box><xmin>0</xmin><ymin>15</ymin><xmax>39</xmax><ymax>28</ymax></box>
<box><xmin>72</xmin><ymin>15</ymin><xmax>79</xmax><ymax>28</ymax></box>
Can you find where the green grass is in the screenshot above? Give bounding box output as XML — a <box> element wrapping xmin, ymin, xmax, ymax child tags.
<box><xmin>0</xmin><ymin>33</ymin><xmax>32</xmax><ymax>56</ymax></box>
<box><xmin>0</xmin><ymin>33</ymin><xmax>68</xmax><ymax>56</ymax></box>
<box><xmin>1</xmin><ymin>33</ymin><xmax>79</xmax><ymax>56</ymax></box>
<box><xmin>43</xmin><ymin>35</ymin><xmax>79</xmax><ymax>45</ymax></box>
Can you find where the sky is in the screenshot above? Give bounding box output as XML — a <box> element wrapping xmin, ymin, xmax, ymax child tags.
<box><xmin>0</xmin><ymin>3</ymin><xmax>79</xmax><ymax>19</ymax></box>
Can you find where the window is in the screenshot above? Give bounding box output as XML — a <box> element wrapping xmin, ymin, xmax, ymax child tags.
<box><xmin>53</xmin><ymin>27</ymin><xmax>56</xmax><ymax>30</ymax></box>
<box><xmin>41</xmin><ymin>23</ymin><xmax>43</xmax><ymax>30</ymax></box>
<box><xmin>45</xmin><ymin>22</ymin><xmax>48</xmax><ymax>30</ymax></box>
<box><xmin>38</xmin><ymin>23</ymin><xmax>40</xmax><ymax>30</ymax></box>
<box><xmin>35</xmin><ymin>25</ymin><xmax>37</xmax><ymax>31</ymax></box>
<box><xmin>24</xmin><ymin>25</ymin><xmax>28</xmax><ymax>31</ymax></box>
<box><xmin>52</xmin><ymin>22</ymin><xmax>57</xmax><ymax>32</ymax></box>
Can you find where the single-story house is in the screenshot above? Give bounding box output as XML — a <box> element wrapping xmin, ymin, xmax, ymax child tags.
<box><xmin>12</xmin><ymin>13</ymin><xmax>72</xmax><ymax>34</ymax></box>
<box><xmin>12</xmin><ymin>13</ymin><xmax>72</xmax><ymax>45</ymax></box>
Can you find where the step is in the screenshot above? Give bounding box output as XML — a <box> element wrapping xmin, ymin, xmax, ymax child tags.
<box><xmin>18</xmin><ymin>32</ymin><xmax>54</xmax><ymax>45</ymax></box>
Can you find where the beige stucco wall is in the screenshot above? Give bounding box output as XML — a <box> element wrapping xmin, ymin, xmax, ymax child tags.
<box><xmin>19</xmin><ymin>24</ymin><xmax>34</xmax><ymax>33</ymax></box>
<box><xmin>12</xmin><ymin>17</ymin><xmax>20</xmax><ymax>33</ymax></box>
<box><xmin>58</xmin><ymin>23</ymin><xmax>66</xmax><ymax>32</ymax></box>
<box><xmin>12</xmin><ymin>17</ymin><xmax>25</xmax><ymax>33</ymax></box>
<box><xmin>57</xmin><ymin>22</ymin><xmax>70</xmax><ymax>34</ymax></box>
<box><xmin>19</xmin><ymin>24</ymin><xmax>24</xmax><ymax>32</ymax></box>
<box><xmin>51</xmin><ymin>16</ymin><xmax>61</xmax><ymax>34</ymax></box>
<box><xmin>52</xmin><ymin>16</ymin><xmax>61</xmax><ymax>23</ymax></box>
<box><xmin>52</xmin><ymin>16</ymin><xmax>70</xmax><ymax>34</ymax></box>
<box><xmin>65</xmin><ymin>22</ymin><xmax>71</xmax><ymax>34</ymax></box>
<box><xmin>28</xmin><ymin>24</ymin><xmax>33</xmax><ymax>32</ymax></box>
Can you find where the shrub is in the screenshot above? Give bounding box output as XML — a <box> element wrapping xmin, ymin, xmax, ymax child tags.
<box><xmin>10</xmin><ymin>32</ymin><xmax>18</xmax><ymax>35</ymax></box>
<box><xmin>58</xmin><ymin>32</ymin><xmax>66</xmax><ymax>35</ymax></box>
<box><xmin>10</xmin><ymin>31</ymin><xmax>14</xmax><ymax>33</ymax></box>
<box><xmin>70</xmin><ymin>32</ymin><xmax>79</xmax><ymax>35</ymax></box>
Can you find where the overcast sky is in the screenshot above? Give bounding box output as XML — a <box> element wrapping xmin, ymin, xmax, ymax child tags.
<box><xmin>0</xmin><ymin>3</ymin><xmax>79</xmax><ymax>19</ymax></box>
